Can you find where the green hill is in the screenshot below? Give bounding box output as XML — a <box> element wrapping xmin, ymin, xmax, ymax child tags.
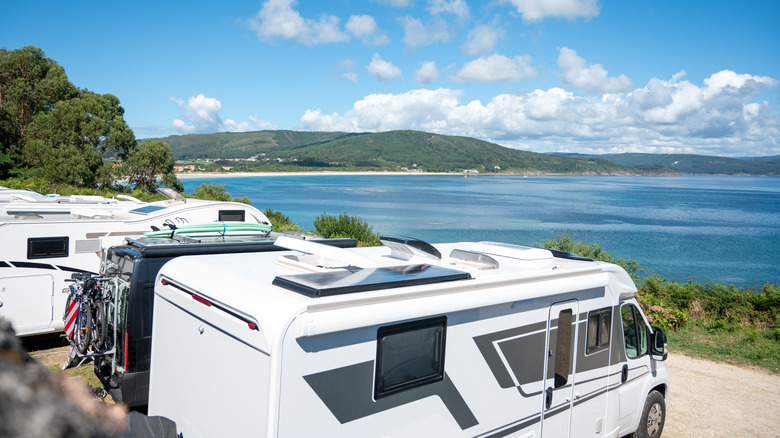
<box><xmin>152</xmin><ymin>130</ymin><xmax>676</xmax><ymax>175</ymax></box>
<box><xmin>557</xmin><ymin>153</ymin><xmax>779</xmax><ymax>176</ymax></box>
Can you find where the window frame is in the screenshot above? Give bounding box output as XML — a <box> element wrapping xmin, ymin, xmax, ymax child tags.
<box><xmin>27</xmin><ymin>236</ymin><xmax>69</xmax><ymax>259</ymax></box>
<box><xmin>374</xmin><ymin>316</ymin><xmax>447</xmax><ymax>399</ymax></box>
<box><xmin>621</xmin><ymin>303</ymin><xmax>649</xmax><ymax>360</ymax></box>
<box><xmin>585</xmin><ymin>307</ymin><xmax>613</xmax><ymax>355</ymax></box>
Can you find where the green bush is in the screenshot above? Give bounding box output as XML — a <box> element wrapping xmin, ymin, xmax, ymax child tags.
<box><xmin>263</xmin><ymin>208</ymin><xmax>302</xmax><ymax>232</ymax></box>
<box><xmin>190</xmin><ymin>183</ymin><xmax>250</xmax><ymax>204</ymax></box>
<box><xmin>313</xmin><ymin>212</ymin><xmax>381</xmax><ymax>246</ymax></box>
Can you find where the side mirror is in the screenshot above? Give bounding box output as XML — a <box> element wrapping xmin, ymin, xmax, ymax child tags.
<box><xmin>650</xmin><ymin>326</ymin><xmax>668</xmax><ymax>361</ymax></box>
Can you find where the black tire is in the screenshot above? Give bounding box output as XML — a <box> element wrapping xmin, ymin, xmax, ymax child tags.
<box><xmin>636</xmin><ymin>390</ymin><xmax>665</xmax><ymax>438</ymax></box>
<box><xmin>74</xmin><ymin>307</ymin><xmax>90</xmax><ymax>355</ymax></box>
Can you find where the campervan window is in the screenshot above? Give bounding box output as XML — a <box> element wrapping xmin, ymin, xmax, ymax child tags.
<box><xmin>375</xmin><ymin>316</ymin><xmax>446</xmax><ymax>399</ymax></box>
<box><xmin>553</xmin><ymin>309</ymin><xmax>573</xmax><ymax>388</ymax></box>
<box><xmin>27</xmin><ymin>236</ymin><xmax>68</xmax><ymax>259</ymax></box>
<box><xmin>621</xmin><ymin>304</ymin><xmax>648</xmax><ymax>359</ymax></box>
<box><xmin>586</xmin><ymin>307</ymin><xmax>612</xmax><ymax>354</ymax></box>
<box><xmin>218</xmin><ymin>210</ymin><xmax>245</xmax><ymax>222</ymax></box>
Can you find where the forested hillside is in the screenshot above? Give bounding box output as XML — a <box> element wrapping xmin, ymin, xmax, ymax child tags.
<box><xmin>157</xmin><ymin>130</ymin><xmax>676</xmax><ymax>175</ymax></box>
<box><xmin>559</xmin><ymin>152</ymin><xmax>779</xmax><ymax>176</ymax></box>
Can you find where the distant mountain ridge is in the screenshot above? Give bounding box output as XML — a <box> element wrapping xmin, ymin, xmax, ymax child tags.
<box><xmin>555</xmin><ymin>152</ymin><xmax>779</xmax><ymax>176</ymax></box>
<box><xmin>148</xmin><ymin>130</ymin><xmax>773</xmax><ymax>176</ymax></box>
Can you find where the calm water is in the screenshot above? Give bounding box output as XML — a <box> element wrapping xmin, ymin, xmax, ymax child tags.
<box><xmin>182</xmin><ymin>175</ymin><xmax>780</xmax><ymax>288</ymax></box>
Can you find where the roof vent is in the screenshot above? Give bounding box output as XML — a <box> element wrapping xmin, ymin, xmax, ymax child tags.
<box><xmin>380</xmin><ymin>236</ymin><xmax>441</xmax><ymax>261</ymax></box>
<box><xmin>274</xmin><ymin>235</ymin><xmax>375</xmax><ymax>270</ymax></box>
<box><xmin>449</xmin><ymin>249</ymin><xmax>499</xmax><ymax>270</ymax></box>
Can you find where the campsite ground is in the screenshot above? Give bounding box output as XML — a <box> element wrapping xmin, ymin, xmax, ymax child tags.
<box><xmin>21</xmin><ymin>336</ymin><xmax>780</xmax><ymax>437</ymax></box>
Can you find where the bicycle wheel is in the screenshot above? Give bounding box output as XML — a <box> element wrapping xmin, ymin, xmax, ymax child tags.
<box><xmin>74</xmin><ymin>305</ymin><xmax>90</xmax><ymax>355</ymax></box>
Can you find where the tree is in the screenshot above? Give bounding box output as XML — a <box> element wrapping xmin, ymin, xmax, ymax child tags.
<box><xmin>123</xmin><ymin>140</ymin><xmax>182</xmax><ymax>192</ymax></box>
<box><xmin>22</xmin><ymin>91</ymin><xmax>135</xmax><ymax>187</ymax></box>
<box><xmin>0</xmin><ymin>46</ymin><xmax>77</xmax><ymax>178</ymax></box>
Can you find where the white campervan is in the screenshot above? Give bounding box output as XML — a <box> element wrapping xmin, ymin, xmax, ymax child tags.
<box><xmin>0</xmin><ymin>193</ymin><xmax>271</xmax><ymax>336</ymax></box>
<box><xmin>148</xmin><ymin>236</ymin><xmax>669</xmax><ymax>438</ymax></box>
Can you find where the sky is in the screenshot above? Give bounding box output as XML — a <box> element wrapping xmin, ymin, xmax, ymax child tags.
<box><xmin>2</xmin><ymin>0</ymin><xmax>779</xmax><ymax>157</ymax></box>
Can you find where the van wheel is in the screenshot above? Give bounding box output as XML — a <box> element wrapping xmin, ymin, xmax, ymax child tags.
<box><xmin>637</xmin><ymin>390</ymin><xmax>665</xmax><ymax>438</ymax></box>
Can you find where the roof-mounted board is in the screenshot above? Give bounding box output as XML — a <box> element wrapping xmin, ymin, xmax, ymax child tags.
<box><xmin>272</xmin><ymin>264</ymin><xmax>472</xmax><ymax>298</ymax></box>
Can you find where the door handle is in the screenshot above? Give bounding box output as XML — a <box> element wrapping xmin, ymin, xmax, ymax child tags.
<box><xmin>621</xmin><ymin>364</ymin><xmax>628</xmax><ymax>383</ymax></box>
<box><xmin>545</xmin><ymin>387</ymin><xmax>553</xmax><ymax>409</ymax></box>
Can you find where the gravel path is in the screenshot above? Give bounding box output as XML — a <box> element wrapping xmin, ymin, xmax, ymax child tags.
<box><xmin>663</xmin><ymin>353</ymin><xmax>780</xmax><ymax>437</ymax></box>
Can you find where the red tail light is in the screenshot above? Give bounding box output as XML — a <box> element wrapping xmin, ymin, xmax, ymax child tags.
<box><xmin>192</xmin><ymin>294</ymin><xmax>212</xmax><ymax>307</ymax></box>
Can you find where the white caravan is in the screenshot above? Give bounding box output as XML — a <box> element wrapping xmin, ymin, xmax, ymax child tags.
<box><xmin>148</xmin><ymin>236</ymin><xmax>669</xmax><ymax>438</ymax></box>
<box><xmin>0</xmin><ymin>194</ymin><xmax>271</xmax><ymax>336</ymax></box>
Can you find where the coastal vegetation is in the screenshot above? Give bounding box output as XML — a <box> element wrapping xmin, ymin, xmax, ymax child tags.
<box><xmin>0</xmin><ymin>46</ymin><xmax>180</xmax><ymax>192</ymax></box>
<box><xmin>538</xmin><ymin>234</ymin><xmax>780</xmax><ymax>373</ymax></box>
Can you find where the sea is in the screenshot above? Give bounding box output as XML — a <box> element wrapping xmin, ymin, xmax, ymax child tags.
<box><xmin>181</xmin><ymin>174</ymin><xmax>780</xmax><ymax>288</ymax></box>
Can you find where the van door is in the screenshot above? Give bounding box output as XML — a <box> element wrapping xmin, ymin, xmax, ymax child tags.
<box><xmin>541</xmin><ymin>300</ymin><xmax>579</xmax><ymax>437</ymax></box>
<box><xmin>617</xmin><ymin>301</ymin><xmax>651</xmax><ymax>434</ymax></box>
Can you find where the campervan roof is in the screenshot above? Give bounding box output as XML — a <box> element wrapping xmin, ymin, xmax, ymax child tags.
<box><xmin>157</xmin><ymin>237</ymin><xmax>633</xmax><ymax>342</ymax></box>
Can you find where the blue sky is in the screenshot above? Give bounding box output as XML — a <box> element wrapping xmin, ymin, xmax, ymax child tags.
<box><xmin>3</xmin><ymin>0</ymin><xmax>779</xmax><ymax>157</ymax></box>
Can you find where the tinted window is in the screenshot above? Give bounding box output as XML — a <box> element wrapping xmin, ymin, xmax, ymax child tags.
<box><xmin>27</xmin><ymin>237</ymin><xmax>68</xmax><ymax>259</ymax></box>
<box><xmin>218</xmin><ymin>210</ymin><xmax>245</xmax><ymax>222</ymax></box>
<box><xmin>553</xmin><ymin>309</ymin><xmax>573</xmax><ymax>388</ymax></box>
<box><xmin>586</xmin><ymin>307</ymin><xmax>612</xmax><ymax>354</ymax></box>
<box><xmin>622</xmin><ymin>304</ymin><xmax>648</xmax><ymax>359</ymax></box>
<box><xmin>375</xmin><ymin>317</ymin><xmax>446</xmax><ymax>398</ymax></box>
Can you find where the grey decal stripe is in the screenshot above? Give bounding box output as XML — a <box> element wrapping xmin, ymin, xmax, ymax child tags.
<box><xmin>475</xmin><ymin>414</ymin><xmax>541</xmax><ymax>438</ymax></box>
<box><xmin>473</xmin><ymin>321</ymin><xmax>547</xmax><ymax>389</ymax></box>
<box><xmin>304</xmin><ymin>361</ymin><xmax>479</xmax><ymax>430</ymax></box>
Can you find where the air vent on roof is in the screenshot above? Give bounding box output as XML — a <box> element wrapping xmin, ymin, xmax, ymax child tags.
<box><xmin>380</xmin><ymin>236</ymin><xmax>441</xmax><ymax>261</ymax></box>
<box><xmin>449</xmin><ymin>249</ymin><xmax>499</xmax><ymax>270</ymax></box>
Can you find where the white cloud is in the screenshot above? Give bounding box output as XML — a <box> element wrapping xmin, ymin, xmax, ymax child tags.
<box><xmin>398</xmin><ymin>16</ymin><xmax>454</xmax><ymax>49</ymax></box>
<box><xmin>414</xmin><ymin>61</ymin><xmax>440</xmax><ymax>84</ymax></box>
<box><xmin>170</xmin><ymin>94</ymin><xmax>222</xmax><ymax>133</ymax></box>
<box><xmin>500</xmin><ymin>0</ymin><xmax>600</xmax><ymax>22</ymax></box>
<box><xmin>428</xmin><ymin>0</ymin><xmax>470</xmax><ymax>21</ymax></box>
<box><xmin>223</xmin><ymin>116</ymin><xmax>278</xmax><ymax>132</ymax></box>
<box><xmin>366</xmin><ymin>53</ymin><xmax>403</xmax><ymax>83</ymax></box>
<box><xmin>451</xmin><ymin>54</ymin><xmax>536</xmax><ymax>83</ymax></box>
<box><xmin>461</xmin><ymin>24</ymin><xmax>505</xmax><ymax>56</ymax></box>
<box><xmin>299</xmin><ymin>70</ymin><xmax>780</xmax><ymax>156</ymax></box>
<box><xmin>346</xmin><ymin>15</ymin><xmax>390</xmax><ymax>45</ymax></box>
<box><xmin>558</xmin><ymin>47</ymin><xmax>633</xmax><ymax>95</ymax></box>
<box><xmin>170</xmin><ymin>94</ymin><xmax>277</xmax><ymax>134</ymax></box>
<box><xmin>249</xmin><ymin>0</ymin><xmax>348</xmax><ymax>45</ymax></box>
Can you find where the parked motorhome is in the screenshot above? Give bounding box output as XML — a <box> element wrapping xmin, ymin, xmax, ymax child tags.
<box><xmin>148</xmin><ymin>237</ymin><xmax>669</xmax><ymax>438</ymax></box>
<box><xmin>90</xmin><ymin>233</ymin><xmax>357</xmax><ymax>409</ymax></box>
<box><xmin>0</xmin><ymin>195</ymin><xmax>272</xmax><ymax>336</ymax></box>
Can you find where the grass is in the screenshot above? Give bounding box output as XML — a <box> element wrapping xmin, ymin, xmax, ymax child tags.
<box><xmin>538</xmin><ymin>233</ymin><xmax>780</xmax><ymax>373</ymax></box>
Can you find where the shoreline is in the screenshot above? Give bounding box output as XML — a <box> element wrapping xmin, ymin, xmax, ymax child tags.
<box><xmin>175</xmin><ymin>171</ymin><xmax>455</xmax><ymax>179</ymax></box>
<box><xmin>175</xmin><ymin>170</ymin><xmax>682</xmax><ymax>179</ymax></box>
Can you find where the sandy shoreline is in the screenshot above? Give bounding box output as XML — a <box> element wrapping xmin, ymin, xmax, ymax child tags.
<box><xmin>175</xmin><ymin>171</ymin><xmax>455</xmax><ymax>179</ymax></box>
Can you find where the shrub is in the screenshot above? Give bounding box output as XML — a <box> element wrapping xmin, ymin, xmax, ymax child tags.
<box><xmin>190</xmin><ymin>183</ymin><xmax>250</xmax><ymax>204</ymax></box>
<box><xmin>263</xmin><ymin>208</ymin><xmax>302</xmax><ymax>232</ymax></box>
<box><xmin>313</xmin><ymin>212</ymin><xmax>381</xmax><ymax>246</ymax></box>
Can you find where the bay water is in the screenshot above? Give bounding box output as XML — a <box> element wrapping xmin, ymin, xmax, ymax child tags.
<box><xmin>181</xmin><ymin>175</ymin><xmax>780</xmax><ymax>288</ymax></box>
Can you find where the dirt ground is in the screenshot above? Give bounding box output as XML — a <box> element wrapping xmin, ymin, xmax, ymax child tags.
<box><xmin>662</xmin><ymin>353</ymin><xmax>780</xmax><ymax>438</ymax></box>
<box><xmin>23</xmin><ymin>337</ymin><xmax>780</xmax><ymax>437</ymax></box>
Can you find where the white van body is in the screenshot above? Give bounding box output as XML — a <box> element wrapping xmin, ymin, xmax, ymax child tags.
<box><xmin>0</xmin><ymin>196</ymin><xmax>271</xmax><ymax>336</ymax></box>
<box><xmin>148</xmin><ymin>237</ymin><xmax>669</xmax><ymax>438</ymax></box>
